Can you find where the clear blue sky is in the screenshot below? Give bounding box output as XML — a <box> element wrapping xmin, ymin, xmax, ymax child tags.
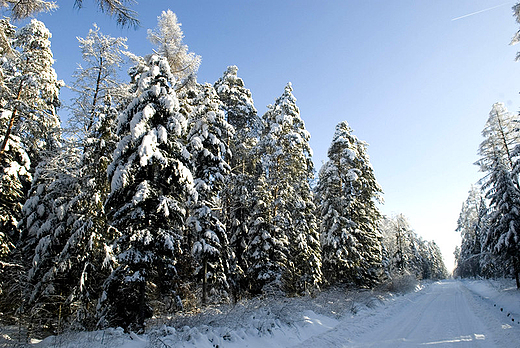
<box><xmin>15</xmin><ymin>0</ymin><xmax>520</xmax><ymax>270</ymax></box>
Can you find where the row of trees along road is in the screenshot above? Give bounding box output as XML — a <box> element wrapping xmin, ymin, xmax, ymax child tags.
<box><xmin>455</xmin><ymin>102</ymin><xmax>520</xmax><ymax>287</ymax></box>
<box><xmin>0</xmin><ymin>3</ymin><xmax>447</xmax><ymax>335</ymax></box>
<box><xmin>455</xmin><ymin>3</ymin><xmax>520</xmax><ymax>289</ymax></box>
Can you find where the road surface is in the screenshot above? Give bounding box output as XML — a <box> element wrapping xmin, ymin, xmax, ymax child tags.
<box><xmin>294</xmin><ymin>280</ymin><xmax>520</xmax><ymax>347</ymax></box>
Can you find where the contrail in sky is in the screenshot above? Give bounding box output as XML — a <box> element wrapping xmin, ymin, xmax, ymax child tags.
<box><xmin>451</xmin><ymin>2</ymin><xmax>512</xmax><ymax>21</ymax></box>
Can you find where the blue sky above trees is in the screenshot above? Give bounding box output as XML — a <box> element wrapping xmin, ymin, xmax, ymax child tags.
<box><xmin>13</xmin><ymin>0</ymin><xmax>520</xmax><ymax>269</ymax></box>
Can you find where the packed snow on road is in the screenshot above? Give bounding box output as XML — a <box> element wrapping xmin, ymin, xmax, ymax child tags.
<box><xmin>16</xmin><ymin>278</ymin><xmax>519</xmax><ymax>348</ymax></box>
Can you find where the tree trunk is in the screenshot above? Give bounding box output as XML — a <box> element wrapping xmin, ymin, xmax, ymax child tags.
<box><xmin>202</xmin><ymin>258</ymin><xmax>207</xmax><ymax>304</ymax></box>
<box><xmin>0</xmin><ymin>81</ymin><xmax>24</xmax><ymax>161</ymax></box>
<box><xmin>137</xmin><ymin>280</ymin><xmax>146</xmax><ymax>331</ymax></box>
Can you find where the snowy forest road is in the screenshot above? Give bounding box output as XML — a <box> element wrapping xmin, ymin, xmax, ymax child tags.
<box><xmin>294</xmin><ymin>280</ymin><xmax>520</xmax><ymax>347</ymax></box>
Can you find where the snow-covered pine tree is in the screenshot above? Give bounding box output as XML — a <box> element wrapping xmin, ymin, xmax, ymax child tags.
<box><xmin>475</xmin><ymin>103</ymin><xmax>519</xmax><ymax>172</ymax></box>
<box><xmin>69</xmin><ymin>24</ymin><xmax>128</xmax><ymax>139</ymax></box>
<box><xmin>0</xmin><ymin>0</ymin><xmax>57</xmax><ymax>20</ymax></box>
<box><xmin>0</xmin><ymin>18</ymin><xmax>27</xmax><ymax>254</ymax></box>
<box><xmin>454</xmin><ymin>186</ymin><xmax>485</xmax><ymax>278</ymax></box>
<box><xmin>254</xmin><ymin>83</ymin><xmax>321</xmax><ymax>295</ymax></box>
<box><xmin>0</xmin><ymin>19</ymin><xmax>61</xmax><ymax>166</ymax></box>
<box><xmin>102</xmin><ymin>54</ymin><xmax>195</xmax><ymax>331</ymax></box>
<box><xmin>475</xmin><ymin>103</ymin><xmax>520</xmax><ymax>287</ymax></box>
<box><xmin>214</xmin><ymin>65</ymin><xmax>261</xmax><ymax>296</ymax></box>
<box><xmin>316</xmin><ymin>121</ymin><xmax>383</xmax><ymax>287</ymax></box>
<box><xmin>0</xmin><ymin>18</ymin><xmax>60</xmax><ymax>252</ymax></box>
<box><xmin>484</xmin><ymin>157</ymin><xmax>520</xmax><ymax>288</ymax></box>
<box><xmin>186</xmin><ymin>83</ymin><xmax>234</xmax><ymax>304</ymax></box>
<box><xmin>147</xmin><ymin>10</ymin><xmax>201</xmax><ymax>84</ymax></box>
<box><xmin>73</xmin><ymin>0</ymin><xmax>139</xmax><ymax>28</ymax></box>
<box><xmin>0</xmin><ymin>19</ymin><xmax>62</xmax><ymax>322</ymax></box>
<box><xmin>0</xmin><ymin>0</ymin><xmax>137</xmax><ymax>27</ymax></box>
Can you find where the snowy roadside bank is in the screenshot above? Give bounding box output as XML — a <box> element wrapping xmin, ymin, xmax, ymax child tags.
<box><xmin>4</xmin><ymin>283</ymin><xmax>421</xmax><ymax>348</ymax></box>
<box><xmin>461</xmin><ymin>278</ymin><xmax>520</xmax><ymax>327</ymax></box>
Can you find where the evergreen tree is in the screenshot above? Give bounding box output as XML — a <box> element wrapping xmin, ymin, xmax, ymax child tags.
<box><xmin>73</xmin><ymin>0</ymin><xmax>139</xmax><ymax>28</ymax></box>
<box><xmin>101</xmin><ymin>54</ymin><xmax>195</xmax><ymax>331</ymax></box>
<box><xmin>424</xmin><ymin>241</ymin><xmax>448</xmax><ymax>280</ymax></box>
<box><xmin>0</xmin><ymin>0</ymin><xmax>137</xmax><ymax>27</ymax></box>
<box><xmin>186</xmin><ymin>83</ymin><xmax>234</xmax><ymax>304</ymax></box>
<box><xmin>17</xmin><ymin>27</ymin><xmax>127</xmax><ymax>329</ymax></box>
<box><xmin>254</xmin><ymin>83</ymin><xmax>321</xmax><ymax>294</ymax></box>
<box><xmin>0</xmin><ymin>19</ymin><xmax>62</xmax><ymax>325</ymax></box>
<box><xmin>19</xmin><ymin>145</ymin><xmax>82</xmax><ymax>331</ymax></box>
<box><xmin>0</xmin><ymin>0</ymin><xmax>57</xmax><ymax>20</ymax></box>
<box><xmin>0</xmin><ymin>18</ymin><xmax>61</xmax><ymax>166</ymax></box>
<box><xmin>316</xmin><ymin>121</ymin><xmax>383</xmax><ymax>287</ymax></box>
<box><xmin>475</xmin><ymin>103</ymin><xmax>520</xmax><ymax>287</ymax></box>
<box><xmin>68</xmin><ymin>24</ymin><xmax>128</xmax><ymax>139</ymax></box>
<box><xmin>0</xmin><ymin>132</ymin><xmax>30</xmax><ymax>252</ymax></box>
<box><xmin>214</xmin><ymin>65</ymin><xmax>261</xmax><ymax>295</ymax></box>
<box><xmin>0</xmin><ymin>131</ymin><xmax>30</xmax><ymax>320</ymax></box>
<box><xmin>379</xmin><ymin>214</ymin><xmax>443</xmax><ymax>281</ymax></box>
<box><xmin>454</xmin><ymin>186</ymin><xmax>484</xmax><ymax>278</ymax></box>
<box><xmin>0</xmin><ymin>18</ymin><xmax>61</xmax><ymax>249</ymax></box>
<box><xmin>475</xmin><ymin>102</ymin><xmax>519</xmax><ymax>172</ymax></box>
<box><xmin>244</xmin><ymin>172</ymin><xmax>288</xmax><ymax>294</ymax></box>
<box><xmin>147</xmin><ymin>10</ymin><xmax>201</xmax><ymax>84</ymax></box>
<box><xmin>483</xmin><ymin>158</ymin><xmax>520</xmax><ymax>288</ymax></box>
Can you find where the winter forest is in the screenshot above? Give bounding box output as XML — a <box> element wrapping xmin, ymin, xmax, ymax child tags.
<box><xmin>0</xmin><ymin>0</ymin><xmax>456</xmax><ymax>339</ymax></box>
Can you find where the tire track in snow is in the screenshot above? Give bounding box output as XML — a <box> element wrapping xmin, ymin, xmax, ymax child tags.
<box><xmin>293</xmin><ymin>280</ymin><xmax>519</xmax><ymax>347</ymax></box>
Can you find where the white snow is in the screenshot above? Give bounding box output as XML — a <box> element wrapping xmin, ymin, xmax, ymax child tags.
<box><xmin>16</xmin><ymin>279</ymin><xmax>520</xmax><ymax>348</ymax></box>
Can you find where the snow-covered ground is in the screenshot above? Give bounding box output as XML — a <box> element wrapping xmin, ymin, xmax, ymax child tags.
<box><xmin>4</xmin><ymin>279</ymin><xmax>520</xmax><ymax>347</ymax></box>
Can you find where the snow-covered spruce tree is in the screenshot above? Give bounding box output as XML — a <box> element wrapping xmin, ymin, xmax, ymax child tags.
<box><xmin>244</xmin><ymin>172</ymin><xmax>289</xmax><ymax>294</ymax></box>
<box><xmin>0</xmin><ymin>19</ymin><xmax>61</xmax><ymax>322</ymax></box>
<box><xmin>0</xmin><ymin>19</ymin><xmax>61</xmax><ymax>166</ymax></box>
<box><xmin>214</xmin><ymin>65</ymin><xmax>261</xmax><ymax>296</ymax></box>
<box><xmin>18</xmin><ymin>145</ymin><xmax>83</xmax><ymax>332</ymax></box>
<box><xmin>30</xmin><ymin>27</ymin><xmax>129</xmax><ymax>329</ymax></box>
<box><xmin>0</xmin><ymin>18</ymin><xmax>60</xmax><ymax>251</ymax></box>
<box><xmin>454</xmin><ymin>186</ymin><xmax>485</xmax><ymax>278</ymax></box>
<box><xmin>15</xmin><ymin>26</ymin><xmax>129</xmax><ymax>330</ymax></box>
<box><xmin>424</xmin><ymin>241</ymin><xmax>448</xmax><ymax>280</ymax></box>
<box><xmin>475</xmin><ymin>103</ymin><xmax>520</xmax><ymax>287</ymax></box>
<box><xmin>19</xmin><ymin>106</ymin><xmax>120</xmax><ymax>332</ymax></box>
<box><xmin>483</xmin><ymin>157</ymin><xmax>520</xmax><ymax>288</ymax></box>
<box><xmin>148</xmin><ymin>10</ymin><xmax>201</xmax><ymax>84</ymax></box>
<box><xmin>316</xmin><ymin>121</ymin><xmax>383</xmax><ymax>287</ymax></box>
<box><xmin>0</xmin><ymin>132</ymin><xmax>30</xmax><ymax>253</ymax></box>
<box><xmin>186</xmin><ymin>83</ymin><xmax>234</xmax><ymax>304</ymax></box>
<box><xmin>102</xmin><ymin>54</ymin><xmax>195</xmax><ymax>331</ymax></box>
<box><xmin>0</xmin><ymin>132</ymin><xmax>30</xmax><ymax>319</ymax></box>
<box><xmin>254</xmin><ymin>83</ymin><xmax>321</xmax><ymax>295</ymax></box>
<box><xmin>0</xmin><ymin>19</ymin><xmax>27</xmax><ymax>252</ymax></box>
